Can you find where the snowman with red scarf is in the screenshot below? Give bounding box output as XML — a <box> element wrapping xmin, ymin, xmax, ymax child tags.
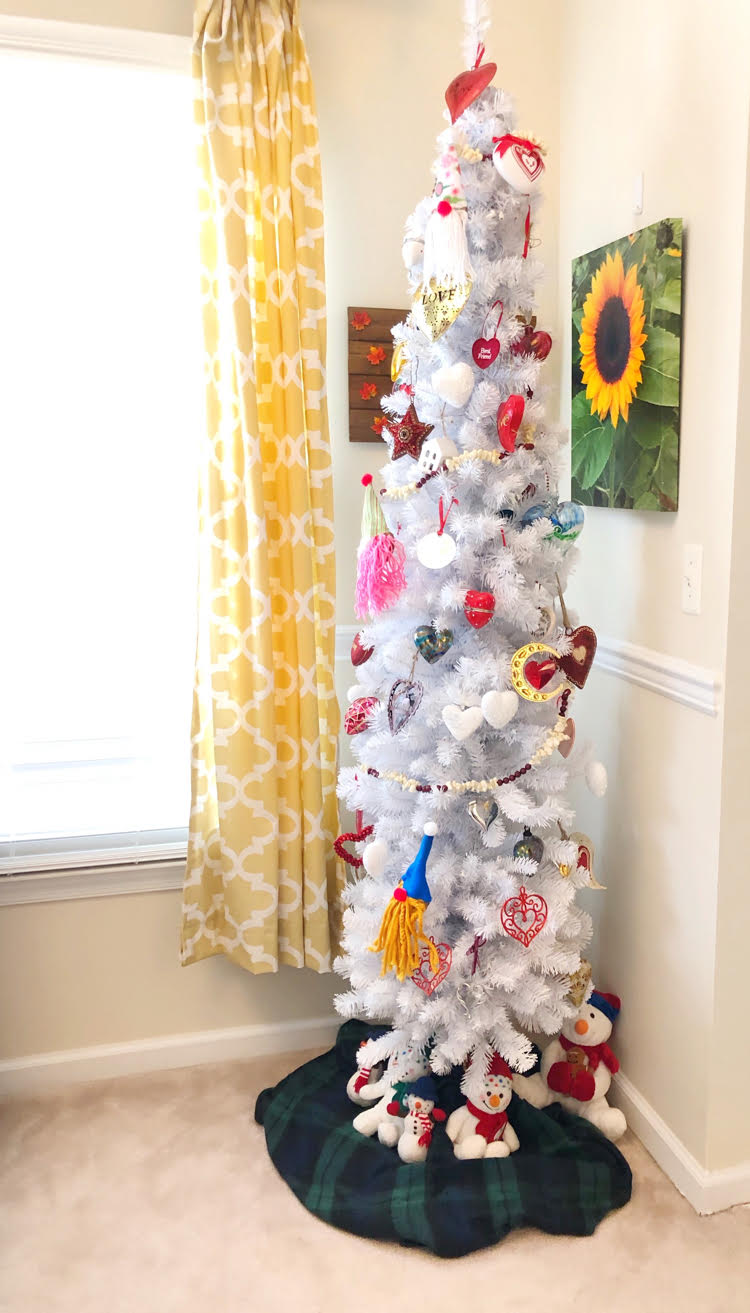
<box><xmin>446</xmin><ymin>1053</ymin><xmax>520</xmax><ymax>1159</ymax></box>
<box><xmin>516</xmin><ymin>991</ymin><xmax>627</xmax><ymax>1142</ymax></box>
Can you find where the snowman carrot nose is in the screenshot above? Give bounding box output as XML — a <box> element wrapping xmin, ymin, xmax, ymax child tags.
<box><xmin>575</xmin><ymin>1019</ymin><xmax>589</xmax><ymax>1035</ymax></box>
<box><xmin>489</xmin><ymin>1094</ymin><xmax>500</xmax><ymax>1107</ymax></box>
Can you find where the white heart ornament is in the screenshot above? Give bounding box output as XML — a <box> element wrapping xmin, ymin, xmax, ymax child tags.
<box><xmin>417</xmin><ymin>531</ymin><xmax>457</xmax><ymax>570</ymax></box>
<box><xmin>362</xmin><ymin>837</ymin><xmax>388</xmax><ymax>878</ymax></box>
<box><xmin>481</xmin><ymin>690</ymin><xmax>519</xmax><ymax>729</ymax></box>
<box><xmin>347</xmin><ymin>684</ymin><xmax>365</xmax><ymax>702</ymax></box>
<box><xmin>431</xmin><ymin>362</ymin><xmax>474</xmax><ymax>409</ymax></box>
<box><xmin>442</xmin><ymin>704</ymin><xmax>483</xmax><ymax>741</ymax></box>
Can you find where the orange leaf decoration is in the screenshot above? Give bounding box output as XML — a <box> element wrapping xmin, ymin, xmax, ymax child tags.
<box><xmin>371</xmin><ymin>415</ymin><xmax>385</xmax><ymax>434</ymax></box>
<box><xmin>351</xmin><ymin>311</ymin><xmax>372</xmax><ymax>331</ymax></box>
<box><xmin>360</xmin><ymin>382</ymin><xmax>377</xmax><ymax>401</ymax></box>
<box><xmin>367</xmin><ymin>345</ymin><xmax>386</xmax><ymax>365</ymax></box>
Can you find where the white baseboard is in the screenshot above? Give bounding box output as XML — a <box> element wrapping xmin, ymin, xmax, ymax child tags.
<box><xmin>0</xmin><ymin>1014</ymin><xmax>340</xmax><ymax>1097</ymax></box>
<box><xmin>611</xmin><ymin>1071</ymin><xmax>750</xmax><ymax>1215</ymax></box>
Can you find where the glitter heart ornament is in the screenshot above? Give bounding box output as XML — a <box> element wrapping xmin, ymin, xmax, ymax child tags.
<box><xmin>387</xmin><ymin>678</ymin><xmax>423</xmax><ymax>733</ymax></box>
<box><xmin>501</xmin><ymin>886</ymin><xmax>548</xmax><ymax>947</ymax></box>
<box><xmin>411</xmin><ymin>940</ymin><xmax>452</xmax><ymax>995</ymax></box>
<box><xmin>414</xmin><ymin>625</ymin><xmax>454</xmax><ymax>663</ymax></box>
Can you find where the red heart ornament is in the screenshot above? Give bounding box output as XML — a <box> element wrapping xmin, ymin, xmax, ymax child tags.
<box><xmin>464</xmin><ymin>590</ymin><xmax>495</xmax><ymax>629</ymax></box>
<box><xmin>344</xmin><ymin>696</ymin><xmax>379</xmax><ymax>735</ymax></box>
<box><xmin>351</xmin><ymin>631</ymin><xmax>374</xmax><ymax>667</ymax></box>
<box><xmin>501</xmin><ymin>886</ymin><xmax>548</xmax><ymax>948</ymax></box>
<box><xmin>445</xmin><ymin>61</ymin><xmax>497</xmax><ymax>123</ymax></box>
<box><xmin>334</xmin><ymin>824</ymin><xmax>374</xmax><ymax>869</ymax></box>
<box><xmin>496</xmin><ymin>394</ymin><xmax>525</xmax><ymax>453</ymax></box>
<box><xmin>529</xmin><ymin>330</ymin><xmax>552</xmax><ymax>361</ymax></box>
<box><xmin>559</xmin><ymin>625</ymin><xmax>597</xmax><ymax>689</ymax></box>
<box><xmin>472</xmin><ymin>337</ymin><xmax>500</xmax><ymax>369</ymax></box>
<box><xmin>525</xmin><ymin>657</ymin><xmax>558</xmax><ymax>690</ymax></box>
<box><xmin>411</xmin><ymin>940</ymin><xmax>452</xmax><ymax>995</ymax></box>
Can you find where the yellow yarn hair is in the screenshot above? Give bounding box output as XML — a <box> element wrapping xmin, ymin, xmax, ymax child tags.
<box><xmin>370</xmin><ymin>885</ymin><xmax>440</xmax><ymax>981</ymax></box>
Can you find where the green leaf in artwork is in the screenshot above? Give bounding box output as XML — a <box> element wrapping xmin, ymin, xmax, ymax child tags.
<box><xmin>572</xmin><ymin>308</ymin><xmax>583</xmax><ymax>335</ymax></box>
<box><xmin>653</xmin><ymin>427</ymin><xmax>679</xmax><ymax>503</ymax></box>
<box><xmin>634</xmin><ymin>491</ymin><xmax>660</xmax><ymax>510</ymax></box>
<box><xmin>652</xmin><ymin>276</ymin><xmax>682</xmax><ymax>315</ymax></box>
<box><xmin>637</xmin><ymin>324</ymin><xmax>681</xmax><ymax>407</ymax></box>
<box><xmin>623</xmin><ymin>448</ymin><xmax>656</xmax><ymax>501</ymax></box>
<box><xmin>575</xmin><ymin>423</ymin><xmax>613</xmax><ymax>490</ymax></box>
<box><xmin>627</xmin><ymin>405</ymin><xmax>670</xmax><ymax>449</ymax></box>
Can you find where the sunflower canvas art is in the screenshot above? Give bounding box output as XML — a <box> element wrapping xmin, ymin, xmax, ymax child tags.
<box><xmin>571</xmin><ymin>218</ymin><xmax>683</xmax><ymax>510</ymax></box>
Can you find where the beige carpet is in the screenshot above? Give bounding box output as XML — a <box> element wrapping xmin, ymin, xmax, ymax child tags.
<box><xmin>2</xmin><ymin>1049</ymin><xmax>748</xmax><ymax>1313</ymax></box>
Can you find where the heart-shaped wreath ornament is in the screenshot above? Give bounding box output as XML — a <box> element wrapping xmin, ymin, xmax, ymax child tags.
<box><xmin>334</xmin><ymin>823</ymin><xmax>374</xmax><ymax>869</ymax></box>
<box><xmin>411</xmin><ymin>940</ymin><xmax>452</xmax><ymax>995</ymax></box>
<box><xmin>501</xmin><ymin>885</ymin><xmax>548</xmax><ymax>947</ymax></box>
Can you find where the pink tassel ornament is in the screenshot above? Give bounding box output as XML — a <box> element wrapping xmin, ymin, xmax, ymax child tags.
<box><xmin>355</xmin><ymin>475</ymin><xmax>407</xmax><ymax>618</ymax></box>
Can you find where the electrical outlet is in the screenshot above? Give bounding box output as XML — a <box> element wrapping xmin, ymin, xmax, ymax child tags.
<box><xmin>682</xmin><ymin>544</ymin><xmax>702</xmax><ymax>615</ymax></box>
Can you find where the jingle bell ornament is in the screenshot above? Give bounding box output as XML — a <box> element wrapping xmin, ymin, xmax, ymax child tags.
<box><xmin>413</xmin><ymin>133</ymin><xmax>473</xmax><ymax>342</ymax></box>
<box><xmin>355</xmin><ymin>475</ymin><xmax>407</xmax><ymax>619</ymax></box>
<box><xmin>370</xmin><ymin>824</ymin><xmax>440</xmax><ymax>981</ymax></box>
<box><xmin>492</xmin><ymin>134</ymin><xmax>545</xmax><ymax>193</ymax></box>
<box><xmin>513</xmin><ymin>827</ymin><xmax>544</xmax><ymax>864</ymax></box>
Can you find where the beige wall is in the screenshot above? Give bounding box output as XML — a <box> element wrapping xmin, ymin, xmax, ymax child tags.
<box><xmin>559</xmin><ymin>0</ymin><xmax>750</xmax><ymax>1169</ymax></box>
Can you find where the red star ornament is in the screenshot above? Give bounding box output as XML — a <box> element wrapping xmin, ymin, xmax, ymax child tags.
<box><xmin>384</xmin><ymin>403</ymin><xmax>434</xmax><ymax>461</ymax></box>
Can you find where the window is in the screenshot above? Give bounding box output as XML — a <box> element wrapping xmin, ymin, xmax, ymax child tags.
<box><xmin>0</xmin><ymin>30</ymin><xmax>200</xmax><ymax>875</ymax></box>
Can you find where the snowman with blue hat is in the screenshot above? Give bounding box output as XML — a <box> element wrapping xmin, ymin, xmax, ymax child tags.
<box><xmin>394</xmin><ymin>1075</ymin><xmax>447</xmax><ymax>1163</ymax></box>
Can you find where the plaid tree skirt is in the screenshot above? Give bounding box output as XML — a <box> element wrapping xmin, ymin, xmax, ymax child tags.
<box><xmin>255</xmin><ymin>1020</ymin><xmax>632</xmax><ymax>1258</ymax></box>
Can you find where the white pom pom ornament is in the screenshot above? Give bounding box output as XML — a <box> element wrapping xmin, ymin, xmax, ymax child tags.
<box><xmin>586</xmin><ymin>761</ymin><xmax>608</xmax><ymax>798</ymax></box>
<box><xmin>431</xmin><ymin>362</ymin><xmax>474</xmax><ymax>409</ymax></box>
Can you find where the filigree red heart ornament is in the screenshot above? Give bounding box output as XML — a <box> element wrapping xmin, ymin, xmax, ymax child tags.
<box><xmin>411</xmin><ymin>940</ymin><xmax>452</xmax><ymax>995</ymax></box>
<box><xmin>501</xmin><ymin>886</ymin><xmax>548</xmax><ymax>947</ymax></box>
<box><xmin>559</xmin><ymin>625</ymin><xmax>597</xmax><ymax>689</ymax></box>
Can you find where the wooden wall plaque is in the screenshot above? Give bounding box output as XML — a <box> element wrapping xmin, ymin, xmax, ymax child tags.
<box><xmin>347</xmin><ymin>306</ymin><xmax>406</xmax><ymax>443</ymax></box>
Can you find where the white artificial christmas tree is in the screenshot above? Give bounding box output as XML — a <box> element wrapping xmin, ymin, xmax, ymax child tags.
<box><xmin>336</xmin><ymin>7</ymin><xmax>607</xmax><ymax>1101</ymax></box>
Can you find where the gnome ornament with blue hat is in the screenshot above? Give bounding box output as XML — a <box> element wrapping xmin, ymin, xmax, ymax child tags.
<box><xmin>370</xmin><ymin>823</ymin><xmax>439</xmax><ymax>981</ymax></box>
<box><xmin>393</xmin><ymin>1075</ymin><xmax>447</xmax><ymax>1163</ymax></box>
<box><xmin>513</xmin><ymin>989</ymin><xmax>627</xmax><ymax>1142</ymax></box>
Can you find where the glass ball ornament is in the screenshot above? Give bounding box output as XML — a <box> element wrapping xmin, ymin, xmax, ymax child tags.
<box><xmin>513</xmin><ymin>827</ymin><xmax>544</xmax><ymax>864</ymax></box>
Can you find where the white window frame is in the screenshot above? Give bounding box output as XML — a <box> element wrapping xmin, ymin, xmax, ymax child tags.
<box><xmin>0</xmin><ymin>15</ymin><xmax>192</xmax><ymax>907</ymax></box>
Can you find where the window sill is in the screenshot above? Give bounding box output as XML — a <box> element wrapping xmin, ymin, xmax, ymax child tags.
<box><xmin>0</xmin><ymin>860</ymin><xmax>185</xmax><ymax>906</ymax></box>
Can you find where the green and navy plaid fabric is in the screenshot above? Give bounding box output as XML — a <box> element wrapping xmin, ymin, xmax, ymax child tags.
<box><xmin>255</xmin><ymin>1021</ymin><xmax>631</xmax><ymax>1258</ymax></box>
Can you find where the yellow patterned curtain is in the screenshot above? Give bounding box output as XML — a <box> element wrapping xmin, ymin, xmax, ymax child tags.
<box><xmin>182</xmin><ymin>0</ymin><xmax>341</xmax><ymax>973</ymax></box>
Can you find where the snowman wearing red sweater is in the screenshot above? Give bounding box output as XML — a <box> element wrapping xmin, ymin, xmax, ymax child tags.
<box><xmin>517</xmin><ymin>990</ymin><xmax>626</xmax><ymax>1142</ymax></box>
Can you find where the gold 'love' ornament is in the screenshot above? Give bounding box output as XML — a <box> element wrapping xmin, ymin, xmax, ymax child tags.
<box><xmin>413</xmin><ymin>278</ymin><xmax>472</xmax><ymax>341</ymax></box>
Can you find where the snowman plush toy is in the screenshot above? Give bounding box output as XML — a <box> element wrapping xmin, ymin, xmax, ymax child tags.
<box><xmin>351</xmin><ymin>1043</ymin><xmax>430</xmax><ymax>1146</ymax></box>
<box><xmin>515</xmin><ymin>990</ymin><xmax>626</xmax><ymax>1142</ymax></box>
<box><xmin>446</xmin><ymin>1053</ymin><xmax>520</xmax><ymax>1159</ymax></box>
<box><xmin>393</xmin><ymin>1075</ymin><xmax>447</xmax><ymax>1163</ymax></box>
